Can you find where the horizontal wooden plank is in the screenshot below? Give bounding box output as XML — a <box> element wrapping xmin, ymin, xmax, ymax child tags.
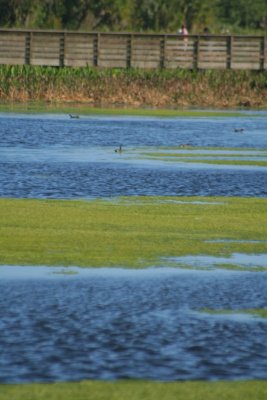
<box><xmin>65</xmin><ymin>39</ymin><xmax>95</xmax><ymax>45</ymax></box>
<box><xmin>0</xmin><ymin>58</ymin><xmax>25</xmax><ymax>64</ymax></box>
<box><xmin>31</xmin><ymin>50</ymin><xmax>60</xmax><ymax>56</ymax></box>
<box><xmin>0</xmin><ymin>50</ymin><xmax>25</xmax><ymax>57</ymax></box>
<box><xmin>0</xmin><ymin>39</ymin><xmax>26</xmax><ymax>46</ymax></box>
<box><xmin>131</xmin><ymin>61</ymin><xmax>160</xmax><ymax>68</ymax></box>
<box><xmin>166</xmin><ymin>62</ymin><xmax>194</xmax><ymax>69</ymax></box>
<box><xmin>0</xmin><ymin>35</ymin><xmax>26</xmax><ymax>41</ymax></box>
<box><xmin>99</xmin><ymin>55</ymin><xmax>127</xmax><ymax>61</ymax></box>
<box><xmin>166</xmin><ymin>40</ymin><xmax>194</xmax><ymax>45</ymax></box>
<box><xmin>165</xmin><ymin>51</ymin><xmax>194</xmax><ymax>57</ymax></box>
<box><xmin>99</xmin><ymin>38</ymin><xmax>128</xmax><ymax>44</ymax></box>
<box><xmin>64</xmin><ymin>55</ymin><xmax>94</xmax><ymax>61</ymax></box>
<box><xmin>166</xmin><ymin>42</ymin><xmax>194</xmax><ymax>48</ymax></box>
<box><xmin>31</xmin><ymin>59</ymin><xmax>60</xmax><ymax>66</ymax></box>
<box><xmin>132</xmin><ymin>48</ymin><xmax>161</xmax><ymax>53</ymax></box>
<box><xmin>98</xmin><ymin>52</ymin><xmax>128</xmax><ymax>60</ymax></box>
<box><xmin>98</xmin><ymin>60</ymin><xmax>127</xmax><ymax>68</ymax></box>
<box><xmin>232</xmin><ymin>46</ymin><xmax>260</xmax><ymax>51</ymax></box>
<box><xmin>199</xmin><ymin>45</ymin><xmax>227</xmax><ymax>51</ymax></box>
<box><xmin>65</xmin><ymin>41</ymin><xmax>94</xmax><ymax>48</ymax></box>
<box><xmin>32</xmin><ymin>42</ymin><xmax>60</xmax><ymax>48</ymax></box>
<box><xmin>232</xmin><ymin>51</ymin><xmax>260</xmax><ymax>56</ymax></box>
<box><xmin>132</xmin><ymin>41</ymin><xmax>161</xmax><ymax>46</ymax></box>
<box><xmin>100</xmin><ymin>47</ymin><xmax>128</xmax><ymax>53</ymax></box>
<box><xmin>64</xmin><ymin>59</ymin><xmax>94</xmax><ymax>67</ymax></box>
<box><xmin>199</xmin><ymin>53</ymin><xmax>227</xmax><ymax>58</ymax></box>
<box><xmin>198</xmin><ymin>63</ymin><xmax>226</xmax><ymax>69</ymax></box>
<box><xmin>231</xmin><ymin>62</ymin><xmax>260</xmax><ymax>69</ymax></box>
<box><xmin>65</xmin><ymin>50</ymin><xmax>95</xmax><ymax>57</ymax></box>
<box><xmin>167</xmin><ymin>57</ymin><xmax>194</xmax><ymax>63</ymax></box>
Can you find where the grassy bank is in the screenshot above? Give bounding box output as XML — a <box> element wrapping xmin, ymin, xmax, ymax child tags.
<box><xmin>0</xmin><ymin>65</ymin><xmax>267</xmax><ymax>109</ymax></box>
<box><xmin>1</xmin><ymin>380</ymin><xmax>267</xmax><ymax>400</ymax></box>
<box><xmin>1</xmin><ymin>197</ymin><xmax>266</xmax><ymax>268</ymax></box>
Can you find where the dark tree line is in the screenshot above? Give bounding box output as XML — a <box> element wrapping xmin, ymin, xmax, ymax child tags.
<box><xmin>0</xmin><ymin>0</ymin><xmax>266</xmax><ymax>33</ymax></box>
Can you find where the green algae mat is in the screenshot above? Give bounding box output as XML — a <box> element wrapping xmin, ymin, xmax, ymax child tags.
<box><xmin>140</xmin><ymin>148</ymin><xmax>267</xmax><ymax>168</ymax></box>
<box><xmin>1</xmin><ymin>380</ymin><xmax>267</xmax><ymax>400</ymax></box>
<box><xmin>0</xmin><ymin>196</ymin><xmax>266</xmax><ymax>268</ymax></box>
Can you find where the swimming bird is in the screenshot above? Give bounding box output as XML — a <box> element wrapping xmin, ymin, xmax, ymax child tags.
<box><xmin>115</xmin><ymin>145</ymin><xmax>123</xmax><ymax>153</ymax></box>
<box><xmin>234</xmin><ymin>128</ymin><xmax>244</xmax><ymax>133</ymax></box>
<box><xmin>69</xmin><ymin>114</ymin><xmax>80</xmax><ymax>119</ymax></box>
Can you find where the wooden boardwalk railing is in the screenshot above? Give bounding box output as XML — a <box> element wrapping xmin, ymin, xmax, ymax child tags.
<box><xmin>0</xmin><ymin>29</ymin><xmax>266</xmax><ymax>70</ymax></box>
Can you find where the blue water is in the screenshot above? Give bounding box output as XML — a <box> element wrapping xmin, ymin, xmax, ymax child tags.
<box><xmin>1</xmin><ymin>266</ymin><xmax>267</xmax><ymax>383</ymax></box>
<box><xmin>0</xmin><ymin>113</ymin><xmax>266</xmax><ymax>198</ymax></box>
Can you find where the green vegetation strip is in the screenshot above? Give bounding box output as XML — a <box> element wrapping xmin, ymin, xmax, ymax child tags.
<box><xmin>142</xmin><ymin>151</ymin><xmax>267</xmax><ymax>167</ymax></box>
<box><xmin>1</xmin><ymin>380</ymin><xmax>267</xmax><ymax>400</ymax></box>
<box><xmin>1</xmin><ymin>65</ymin><xmax>267</xmax><ymax>110</ymax></box>
<box><xmin>0</xmin><ymin>197</ymin><xmax>266</xmax><ymax>268</ymax></box>
<box><xmin>201</xmin><ymin>308</ymin><xmax>267</xmax><ymax>318</ymax></box>
<box><xmin>0</xmin><ymin>100</ymin><xmax>254</xmax><ymax>118</ymax></box>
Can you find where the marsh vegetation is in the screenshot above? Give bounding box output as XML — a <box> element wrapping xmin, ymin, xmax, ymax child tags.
<box><xmin>1</xmin><ymin>66</ymin><xmax>267</xmax><ymax>108</ymax></box>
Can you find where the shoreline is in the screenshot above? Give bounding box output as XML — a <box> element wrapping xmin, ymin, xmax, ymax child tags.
<box><xmin>0</xmin><ymin>101</ymin><xmax>266</xmax><ymax>118</ymax></box>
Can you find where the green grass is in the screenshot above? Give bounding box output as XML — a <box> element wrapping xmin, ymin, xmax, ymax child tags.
<box><xmin>0</xmin><ymin>100</ymin><xmax>257</xmax><ymax>118</ymax></box>
<box><xmin>200</xmin><ymin>308</ymin><xmax>267</xmax><ymax>318</ymax></box>
<box><xmin>1</xmin><ymin>380</ymin><xmax>267</xmax><ymax>400</ymax></box>
<box><xmin>0</xmin><ymin>196</ymin><xmax>266</xmax><ymax>268</ymax></box>
<box><xmin>141</xmin><ymin>150</ymin><xmax>267</xmax><ymax>168</ymax></box>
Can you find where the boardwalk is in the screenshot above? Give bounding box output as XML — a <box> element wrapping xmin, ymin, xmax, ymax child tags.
<box><xmin>0</xmin><ymin>29</ymin><xmax>266</xmax><ymax>70</ymax></box>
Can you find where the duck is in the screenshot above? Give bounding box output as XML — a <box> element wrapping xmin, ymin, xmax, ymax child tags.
<box><xmin>115</xmin><ymin>145</ymin><xmax>123</xmax><ymax>153</ymax></box>
<box><xmin>234</xmin><ymin>128</ymin><xmax>244</xmax><ymax>133</ymax></box>
<box><xmin>69</xmin><ymin>114</ymin><xmax>80</xmax><ymax>119</ymax></box>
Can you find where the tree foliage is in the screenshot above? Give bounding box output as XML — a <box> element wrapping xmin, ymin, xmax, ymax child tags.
<box><xmin>0</xmin><ymin>0</ymin><xmax>266</xmax><ymax>33</ymax></box>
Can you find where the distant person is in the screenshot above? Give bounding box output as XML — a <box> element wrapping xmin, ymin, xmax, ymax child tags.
<box><xmin>178</xmin><ymin>24</ymin><xmax>189</xmax><ymax>50</ymax></box>
<box><xmin>178</xmin><ymin>24</ymin><xmax>188</xmax><ymax>36</ymax></box>
<box><xmin>203</xmin><ymin>27</ymin><xmax>210</xmax><ymax>34</ymax></box>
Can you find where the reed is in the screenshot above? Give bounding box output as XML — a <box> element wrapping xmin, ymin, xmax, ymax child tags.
<box><xmin>0</xmin><ymin>65</ymin><xmax>266</xmax><ymax>108</ymax></box>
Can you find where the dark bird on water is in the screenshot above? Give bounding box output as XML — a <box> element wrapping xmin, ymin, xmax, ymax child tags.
<box><xmin>234</xmin><ymin>128</ymin><xmax>244</xmax><ymax>133</ymax></box>
<box><xmin>115</xmin><ymin>145</ymin><xmax>123</xmax><ymax>153</ymax></box>
<box><xmin>69</xmin><ymin>114</ymin><xmax>80</xmax><ymax>119</ymax></box>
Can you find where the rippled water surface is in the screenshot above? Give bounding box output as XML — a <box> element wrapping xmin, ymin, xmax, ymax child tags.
<box><xmin>0</xmin><ymin>113</ymin><xmax>266</xmax><ymax>198</ymax></box>
<box><xmin>1</xmin><ymin>266</ymin><xmax>267</xmax><ymax>383</ymax></box>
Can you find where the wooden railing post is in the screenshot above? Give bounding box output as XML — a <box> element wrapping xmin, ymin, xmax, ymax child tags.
<box><xmin>25</xmin><ymin>31</ymin><xmax>31</xmax><ymax>65</ymax></box>
<box><xmin>260</xmin><ymin>36</ymin><xmax>265</xmax><ymax>70</ymax></box>
<box><xmin>59</xmin><ymin>32</ymin><xmax>65</xmax><ymax>67</ymax></box>
<box><xmin>93</xmin><ymin>33</ymin><xmax>99</xmax><ymax>67</ymax></box>
<box><xmin>226</xmin><ymin>36</ymin><xmax>232</xmax><ymax>69</ymax></box>
<box><xmin>193</xmin><ymin>36</ymin><xmax>199</xmax><ymax>69</ymax></box>
<box><xmin>160</xmin><ymin>35</ymin><xmax>166</xmax><ymax>68</ymax></box>
<box><xmin>127</xmin><ymin>34</ymin><xmax>132</xmax><ymax>68</ymax></box>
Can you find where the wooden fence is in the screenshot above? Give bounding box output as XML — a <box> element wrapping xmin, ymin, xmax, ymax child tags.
<box><xmin>0</xmin><ymin>29</ymin><xmax>266</xmax><ymax>70</ymax></box>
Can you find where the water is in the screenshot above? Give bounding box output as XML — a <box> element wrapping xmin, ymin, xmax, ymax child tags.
<box><xmin>0</xmin><ymin>111</ymin><xmax>267</xmax><ymax>384</ymax></box>
<box><xmin>1</xmin><ymin>266</ymin><xmax>267</xmax><ymax>383</ymax></box>
<box><xmin>0</xmin><ymin>113</ymin><xmax>266</xmax><ymax>198</ymax></box>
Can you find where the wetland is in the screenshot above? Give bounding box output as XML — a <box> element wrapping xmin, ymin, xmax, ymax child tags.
<box><xmin>0</xmin><ymin>108</ymin><xmax>267</xmax><ymax>397</ymax></box>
